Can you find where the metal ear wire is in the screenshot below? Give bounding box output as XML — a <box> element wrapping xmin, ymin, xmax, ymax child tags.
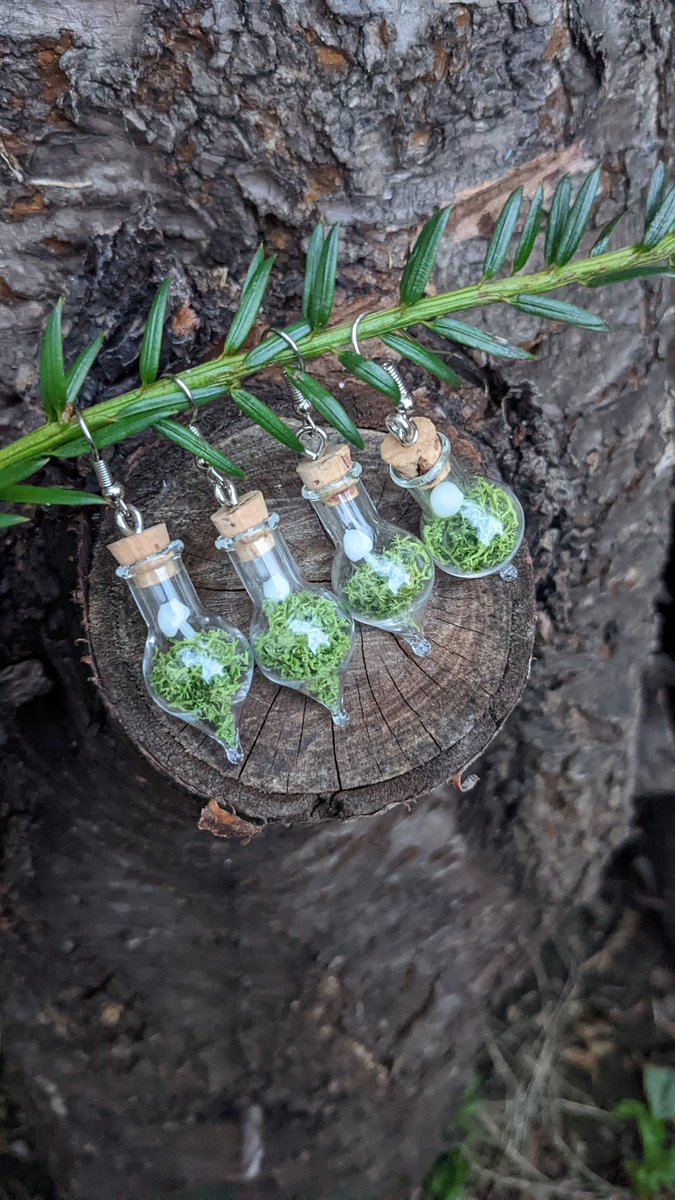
<box><xmin>77</xmin><ymin>410</ymin><xmax>144</xmax><ymax>536</ymax></box>
<box><xmin>268</xmin><ymin>327</ymin><xmax>306</xmax><ymax>374</ymax></box>
<box><xmin>264</xmin><ymin>328</ymin><xmax>328</xmax><ymax>461</ymax></box>
<box><xmin>350</xmin><ymin>313</ymin><xmax>418</xmax><ymax>447</ymax></box>
<box><xmin>170</xmin><ymin>375</ymin><xmax>240</xmax><ymax>509</ymax></box>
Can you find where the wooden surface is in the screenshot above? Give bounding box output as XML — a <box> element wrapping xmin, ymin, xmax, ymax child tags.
<box><xmin>88</xmin><ymin>425</ymin><xmax>535</xmax><ymax>823</ymax></box>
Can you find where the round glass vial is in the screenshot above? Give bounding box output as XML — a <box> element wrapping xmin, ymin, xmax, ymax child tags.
<box><xmin>112</xmin><ymin>531</ymin><xmax>252</xmax><ymax>763</ymax></box>
<box><xmin>390</xmin><ymin>433</ymin><xmax>524</xmax><ymax>581</ymax></box>
<box><xmin>301</xmin><ymin>456</ymin><xmax>434</xmax><ymax>656</ymax></box>
<box><xmin>214</xmin><ymin>495</ymin><xmax>354</xmax><ymax>726</ymax></box>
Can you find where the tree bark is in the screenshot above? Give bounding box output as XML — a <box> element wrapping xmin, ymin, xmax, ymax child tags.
<box><xmin>0</xmin><ymin>2</ymin><xmax>671</xmax><ymax>1197</ymax></box>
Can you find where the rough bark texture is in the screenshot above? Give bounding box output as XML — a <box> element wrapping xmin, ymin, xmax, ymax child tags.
<box><xmin>88</xmin><ymin>422</ymin><xmax>534</xmax><ymax>823</ymax></box>
<box><xmin>0</xmin><ymin>2</ymin><xmax>671</xmax><ymax>1198</ymax></box>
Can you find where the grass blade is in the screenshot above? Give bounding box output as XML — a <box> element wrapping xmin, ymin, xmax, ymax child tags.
<box><xmin>482</xmin><ymin>188</ymin><xmax>523</xmax><ymax>279</ymax></box>
<box><xmin>338</xmin><ymin>351</ymin><xmax>401</xmax><ymax>402</ymax></box>
<box><xmin>56</xmin><ymin>409</ymin><xmax>175</xmax><ymax>458</ymax></box>
<box><xmin>139</xmin><ymin>277</ymin><xmax>171</xmax><ymax>387</ymax></box>
<box><xmin>224</xmin><ymin>253</ymin><xmax>275</xmax><ymax>352</ymax></box>
<box><xmin>0</xmin><ymin>512</ymin><xmax>29</xmax><ymax>528</ymax></box>
<box><xmin>0</xmin><ymin>457</ymin><xmax>48</xmax><ymax>490</ymax></box>
<box><xmin>512</xmin><ymin>294</ymin><xmax>610</xmax><ymax>330</ymax></box>
<box><xmin>242</xmin><ymin>245</ymin><xmax>265</xmax><ymax>293</ymax></box>
<box><xmin>400</xmin><ymin>206</ymin><xmax>451</xmax><ymax>305</ymax></box>
<box><xmin>590</xmin><ymin>211</ymin><xmax>625</xmax><ymax>257</ymax></box>
<box><xmin>229</xmin><ymin>388</ymin><xmax>305</xmax><ymax>454</ymax></box>
<box><xmin>0</xmin><ymin>484</ymin><xmax>105</xmax><ymax>506</ymax></box>
<box><xmin>555</xmin><ymin>166</ymin><xmax>601</xmax><ymax>265</ymax></box>
<box><xmin>642</xmin><ymin>185</ymin><xmax>675</xmax><ymax>249</ymax></box>
<box><xmin>286</xmin><ymin>371</ymin><xmax>364</xmax><ymax>448</ymax></box>
<box><xmin>308</xmin><ymin>224</ymin><xmax>341</xmax><ymax>329</ymax></box>
<box><xmin>56</xmin><ymin>382</ymin><xmax>231</xmax><ymax>459</ymax></box>
<box><xmin>644</xmin><ymin>162</ymin><xmax>665</xmax><ymax>231</ymax></box>
<box><xmin>124</xmin><ymin>381</ymin><xmax>228</xmax><ymax>420</ymax></box>
<box><xmin>39</xmin><ymin>299</ymin><xmax>67</xmax><ymax>422</ymax></box>
<box><xmin>544</xmin><ymin>174</ymin><xmax>571</xmax><ymax>264</ymax></box>
<box><xmin>431</xmin><ymin>317</ymin><xmax>534</xmax><ymax>360</ymax></box>
<box><xmin>587</xmin><ymin>265</ymin><xmax>674</xmax><ymax>287</ymax></box>
<box><xmin>381</xmin><ymin>332</ymin><xmax>463</xmax><ymax>387</ymax></box>
<box><xmin>0</xmin><ymin>513</ymin><xmax>29</xmax><ymax>528</ymax></box>
<box><xmin>65</xmin><ymin>331</ymin><xmax>106</xmax><ymax>405</ymax></box>
<box><xmin>302</xmin><ymin>224</ymin><xmax>325</xmax><ymax>322</ymax></box>
<box><xmin>153</xmin><ymin>419</ymin><xmax>245</xmax><ymax>477</ymax></box>
<box><xmin>513</xmin><ymin>184</ymin><xmax>544</xmax><ymax>272</ymax></box>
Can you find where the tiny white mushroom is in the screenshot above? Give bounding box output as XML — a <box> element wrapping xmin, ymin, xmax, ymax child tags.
<box><xmin>343</xmin><ymin>528</ymin><xmax>374</xmax><ymax>562</ymax></box>
<box><xmin>157</xmin><ymin>598</ymin><xmax>194</xmax><ymax>639</ymax></box>
<box><xmin>262</xmin><ymin>573</ymin><xmax>291</xmax><ymax>602</ymax></box>
<box><xmin>430</xmin><ymin>480</ymin><xmax>464</xmax><ymax>518</ymax></box>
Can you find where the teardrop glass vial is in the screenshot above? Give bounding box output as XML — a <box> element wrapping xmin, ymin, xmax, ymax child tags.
<box><xmin>212</xmin><ymin>491</ymin><xmax>355</xmax><ymax>726</ymax></box>
<box><xmin>109</xmin><ymin>524</ymin><xmax>253</xmax><ymax>762</ymax></box>
<box><xmin>298</xmin><ymin>446</ymin><xmax>435</xmax><ymax>656</ymax></box>
<box><xmin>384</xmin><ymin>421</ymin><xmax>524</xmax><ymax>581</ymax></box>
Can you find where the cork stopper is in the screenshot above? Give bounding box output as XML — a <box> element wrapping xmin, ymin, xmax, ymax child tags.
<box><xmin>296</xmin><ymin>444</ymin><xmax>357</xmax><ymax>504</ymax></box>
<box><xmin>211</xmin><ymin>490</ymin><xmax>275</xmax><ymax>561</ymax></box>
<box><xmin>380</xmin><ymin>416</ymin><xmax>449</xmax><ymax>486</ymax></box>
<box><xmin>107</xmin><ymin>522</ymin><xmax>180</xmax><ymax>587</ymax></box>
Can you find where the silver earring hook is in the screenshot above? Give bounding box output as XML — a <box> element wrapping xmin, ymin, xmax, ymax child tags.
<box><xmin>173</xmin><ymin>374</ymin><xmax>199</xmax><ymax>424</ymax></box>
<box><xmin>351</xmin><ymin>311</ymin><xmax>368</xmax><ymax>357</ymax></box>
<box><xmin>167</xmin><ymin>374</ymin><xmax>239</xmax><ymax>509</ymax></box>
<box><xmin>349</xmin><ymin>312</ymin><xmax>419</xmax><ymax>447</ymax></box>
<box><xmin>77</xmin><ymin>409</ymin><xmax>144</xmax><ymax>536</ymax></box>
<box><xmin>267</xmin><ymin>327</ymin><xmax>306</xmax><ymax>373</ymax></box>
<box><xmin>264</xmin><ymin>328</ymin><xmax>328</xmax><ymax>461</ymax></box>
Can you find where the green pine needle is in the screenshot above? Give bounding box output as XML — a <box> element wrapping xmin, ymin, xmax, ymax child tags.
<box><xmin>0</xmin><ymin>159</ymin><xmax>672</xmax><ymax>505</ymax></box>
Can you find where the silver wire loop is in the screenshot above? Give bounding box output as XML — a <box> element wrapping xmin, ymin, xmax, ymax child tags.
<box><xmin>265</xmin><ymin>327</ymin><xmax>306</xmax><ymax>372</ymax></box>
<box><xmin>77</xmin><ymin>411</ymin><xmax>144</xmax><ymax>536</ymax></box>
<box><xmin>265</xmin><ymin>328</ymin><xmax>328</xmax><ymax>461</ymax></box>
<box><xmin>350</xmin><ymin>311</ymin><xmax>368</xmax><ymax>357</ymax></box>
<box><xmin>168</xmin><ymin>374</ymin><xmax>240</xmax><ymax>509</ymax></box>
<box><xmin>350</xmin><ymin>314</ymin><xmax>419</xmax><ymax>446</ymax></box>
<box><xmin>173</xmin><ymin>374</ymin><xmax>199</xmax><ymax>424</ymax></box>
<box><xmin>114</xmin><ymin>502</ymin><xmax>144</xmax><ymax>536</ymax></box>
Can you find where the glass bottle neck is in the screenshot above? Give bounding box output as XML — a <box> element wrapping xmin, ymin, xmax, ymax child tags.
<box><xmin>389</xmin><ymin>433</ymin><xmax>471</xmax><ymax>516</ymax></box>
<box><xmin>125</xmin><ymin>562</ymin><xmax>203</xmax><ymax>636</ymax></box>
<box><xmin>307</xmin><ymin>475</ymin><xmax>380</xmax><ymax>548</ymax></box>
<box><xmin>223</xmin><ymin>526</ymin><xmax>306</xmax><ymax>607</ymax></box>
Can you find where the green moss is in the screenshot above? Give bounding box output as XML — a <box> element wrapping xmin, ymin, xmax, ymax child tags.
<box><xmin>254</xmin><ymin>590</ymin><xmax>352</xmax><ymax>711</ymax></box>
<box><xmin>423</xmin><ymin>477</ymin><xmax>520</xmax><ymax>573</ymax></box>
<box><xmin>343</xmin><ymin>533</ymin><xmax>433</xmax><ymax>619</ymax></box>
<box><xmin>150</xmin><ymin>628</ymin><xmax>251</xmax><ymax>747</ymax></box>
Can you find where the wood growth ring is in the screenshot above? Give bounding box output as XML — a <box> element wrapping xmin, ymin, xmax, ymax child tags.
<box><xmin>87</xmin><ymin>426</ymin><xmax>535</xmax><ymax>824</ymax></box>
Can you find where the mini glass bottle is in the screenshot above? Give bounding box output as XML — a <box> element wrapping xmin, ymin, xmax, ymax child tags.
<box><xmin>383</xmin><ymin>419</ymin><xmax>525</xmax><ymax>581</ymax></box>
<box><xmin>298</xmin><ymin>445</ymin><xmax>435</xmax><ymax>656</ymax></box>
<box><xmin>212</xmin><ymin>491</ymin><xmax>355</xmax><ymax>726</ymax></box>
<box><xmin>109</xmin><ymin>523</ymin><xmax>253</xmax><ymax>763</ymax></box>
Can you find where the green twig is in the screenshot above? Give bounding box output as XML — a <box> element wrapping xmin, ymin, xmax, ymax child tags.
<box><xmin>0</xmin><ymin>232</ymin><xmax>672</xmax><ymax>477</ymax></box>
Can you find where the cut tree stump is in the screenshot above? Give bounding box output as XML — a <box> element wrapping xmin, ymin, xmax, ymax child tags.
<box><xmin>88</xmin><ymin>425</ymin><xmax>535</xmax><ymax>827</ymax></box>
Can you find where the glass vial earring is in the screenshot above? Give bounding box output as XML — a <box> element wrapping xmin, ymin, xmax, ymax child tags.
<box><xmin>382</xmin><ymin>416</ymin><xmax>525</xmax><ymax>581</ymax></box>
<box><xmin>80</xmin><ymin>401</ymin><xmax>253</xmax><ymax>764</ymax></box>
<box><xmin>108</xmin><ymin>524</ymin><xmax>253</xmax><ymax>763</ymax></box>
<box><xmin>281</xmin><ymin>320</ymin><xmax>435</xmax><ymax>657</ymax></box>
<box><xmin>212</xmin><ymin>490</ymin><xmax>355</xmax><ymax>725</ymax></box>
<box><xmin>297</xmin><ymin>446</ymin><xmax>435</xmax><ymax>656</ymax></box>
